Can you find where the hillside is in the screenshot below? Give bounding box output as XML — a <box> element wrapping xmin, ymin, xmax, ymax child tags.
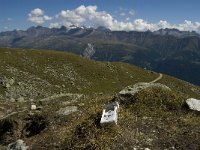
<box><xmin>1</xmin><ymin>26</ymin><xmax>200</xmax><ymax>85</ymax></box>
<box><xmin>0</xmin><ymin>48</ymin><xmax>200</xmax><ymax>149</ymax></box>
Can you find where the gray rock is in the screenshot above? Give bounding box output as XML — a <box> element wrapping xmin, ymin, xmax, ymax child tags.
<box><xmin>9</xmin><ymin>78</ymin><xmax>15</xmax><ymax>85</ymax></box>
<box><xmin>82</xmin><ymin>43</ymin><xmax>96</xmax><ymax>59</ymax></box>
<box><xmin>57</xmin><ymin>106</ymin><xmax>78</xmax><ymax>115</ymax></box>
<box><xmin>5</xmin><ymin>83</ymin><xmax>11</xmax><ymax>88</ymax></box>
<box><xmin>31</xmin><ymin>104</ymin><xmax>37</xmax><ymax>110</ymax></box>
<box><xmin>17</xmin><ymin>82</ymin><xmax>21</xmax><ymax>86</ymax></box>
<box><xmin>36</xmin><ymin>106</ymin><xmax>43</xmax><ymax>110</ymax></box>
<box><xmin>186</xmin><ymin>98</ymin><xmax>200</xmax><ymax>111</ymax></box>
<box><xmin>10</xmin><ymin>98</ymin><xmax>16</xmax><ymax>102</ymax></box>
<box><xmin>17</xmin><ymin>97</ymin><xmax>25</xmax><ymax>102</ymax></box>
<box><xmin>7</xmin><ymin>139</ymin><xmax>28</xmax><ymax>150</ymax></box>
<box><xmin>119</xmin><ymin>82</ymin><xmax>170</xmax><ymax>96</ymax></box>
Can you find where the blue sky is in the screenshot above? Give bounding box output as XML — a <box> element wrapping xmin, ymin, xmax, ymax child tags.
<box><xmin>1</xmin><ymin>0</ymin><xmax>200</xmax><ymax>32</ymax></box>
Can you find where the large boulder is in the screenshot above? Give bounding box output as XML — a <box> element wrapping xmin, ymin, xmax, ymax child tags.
<box><xmin>119</xmin><ymin>82</ymin><xmax>170</xmax><ymax>96</ymax></box>
<box><xmin>116</xmin><ymin>82</ymin><xmax>171</xmax><ymax>105</ymax></box>
<box><xmin>186</xmin><ymin>98</ymin><xmax>200</xmax><ymax>111</ymax></box>
<box><xmin>7</xmin><ymin>139</ymin><xmax>28</xmax><ymax>150</ymax></box>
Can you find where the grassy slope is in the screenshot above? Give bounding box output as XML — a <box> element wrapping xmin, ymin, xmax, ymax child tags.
<box><xmin>0</xmin><ymin>48</ymin><xmax>200</xmax><ymax>149</ymax></box>
<box><xmin>0</xmin><ymin>48</ymin><xmax>158</xmax><ymax>96</ymax></box>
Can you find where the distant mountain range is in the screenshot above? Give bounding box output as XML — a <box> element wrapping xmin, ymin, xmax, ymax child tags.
<box><xmin>1</xmin><ymin>26</ymin><xmax>200</xmax><ymax>85</ymax></box>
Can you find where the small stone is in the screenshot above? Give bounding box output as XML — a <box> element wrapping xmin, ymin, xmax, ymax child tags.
<box><xmin>5</xmin><ymin>83</ymin><xmax>11</xmax><ymax>88</ymax></box>
<box><xmin>78</xmin><ymin>103</ymin><xmax>84</xmax><ymax>106</ymax></box>
<box><xmin>17</xmin><ymin>97</ymin><xmax>25</xmax><ymax>102</ymax></box>
<box><xmin>36</xmin><ymin>106</ymin><xmax>43</xmax><ymax>110</ymax></box>
<box><xmin>10</xmin><ymin>98</ymin><xmax>15</xmax><ymax>102</ymax></box>
<box><xmin>70</xmin><ymin>81</ymin><xmax>75</xmax><ymax>85</ymax></box>
<box><xmin>17</xmin><ymin>82</ymin><xmax>21</xmax><ymax>86</ymax></box>
<box><xmin>31</xmin><ymin>105</ymin><xmax>37</xmax><ymax>110</ymax></box>
<box><xmin>9</xmin><ymin>78</ymin><xmax>15</xmax><ymax>85</ymax></box>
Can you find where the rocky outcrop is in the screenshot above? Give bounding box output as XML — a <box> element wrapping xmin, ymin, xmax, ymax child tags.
<box><xmin>114</xmin><ymin>82</ymin><xmax>171</xmax><ymax>105</ymax></box>
<box><xmin>0</xmin><ymin>75</ymin><xmax>15</xmax><ymax>89</ymax></box>
<box><xmin>119</xmin><ymin>82</ymin><xmax>170</xmax><ymax>96</ymax></box>
<box><xmin>82</xmin><ymin>43</ymin><xmax>95</xmax><ymax>59</ymax></box>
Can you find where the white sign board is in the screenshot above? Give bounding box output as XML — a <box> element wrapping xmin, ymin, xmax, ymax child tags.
<box><xmin>100</xmin><ymin>102</ymin><xmax>119</xmax><ymax>124</ymax></box>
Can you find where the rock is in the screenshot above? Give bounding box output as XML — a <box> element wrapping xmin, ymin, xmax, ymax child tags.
<box><xmin>82</xmin><ymin>43</ymin><xmax>96</xmax><ymax>59</ymax></box>
<box><xmin>7</xmin><ymin>139</ymin><xmax>29</xmax><ymax>150</ymax></box>
<box><xmin>78</xmin><ymin>103</ymin><xmax>85</xmax><ymax>106</ymax></box>
<box><xmin>9</xmin><ymin>78</ymin><xmax>15</xmax><ymax>85</ymax></box>
<box><xmin>10</xmin><ymin>98</ymin><xmax>16</xmax><ymax>102</ymax></box>
<box><xmin>186</xmin><ymin>98</ymin><xmax>200</xmax><ymax>111</ymax></box>
<box><xmin>115</xmin><ymin>82</ymin><xmax>171</xmax><ymax>105</ymax></box>
<box><xmin>70</xmin><ymin>81</ymin><xmax>75</xmax><ymax>85</ymax></box>
<box><xmin>17</xmin><ymin>97</ymin><xmax>25</xmax><ymax>102</ymax></box>
<box><xmin>17</xmin><ymin>82</ymin><xmax>21</xmax><ymax>86</ymax></box>
<box><xmin>36</xmin><ymin>106</ymin><xmax>43</xmax><ymax>110</ymax></box>
<box><xmin>31</xmin><ymin>105</ymin><xmax>37</xmax><ymax>110</ymax></box>
<box><xmin>0</xmin><ymin>76</ymin><xmax>14</xmax><ymax>88</ymax></box>
<box><xmin>57</xmin><ymin>106</ymin><xmax>78</xmax><ymax>115</ymax></box>
<box><xmin>5</xmin><ymin>83</ymin><xmax>11</xmax><ymax>88</ymax></box>
<box><xmin>119</xmin><ymin>82</ymin><xmax>170</xmax><ymax>96</ymax></box>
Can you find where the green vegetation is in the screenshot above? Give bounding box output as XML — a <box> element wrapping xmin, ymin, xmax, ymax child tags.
<box><xmin>0</xmin><ymin>48</ymin><xmax>157</xmax><ymax>97</ymax></box>
<box><xmin>120</xmin><ymin>87</ymin><xmax>186</xmax><ymax>117</ymax></box>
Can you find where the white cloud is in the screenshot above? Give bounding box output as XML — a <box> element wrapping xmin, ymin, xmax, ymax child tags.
<box><xmin>56</xmin><ymin>10</ymin><xmax>85</xmax><ymax>25</ymax></box>
<box><xmin>46</xmin><ymin>5</ymin><xmax>200</xmax><ymax>32</ymax></box>
<box><xmin>55</xmin><ymin>5</ymin><xmax>114</xmax><ymax>28</ymax></box>
<box><xmin>28</xmin><ymin>8</ymin><xmax>52</xmax><ymax>24</ymax></box>
<box><xmin>117</xmin><ymin>8</ymin><xmax>135</xmax><ymax>18</ymax></box>
<box><xmin>120</xmin><ymin>12</ymin><xmax>126</xmax><ymax>16</ymax></box>
<box><xmin>7</xmin><ymin>18</ymin><xmax>13</xmax><ymax>21</ymax></box>
<box><xmin>129</xmin><ymin>10</ymin><xmax>135</xmax><ymax>16</ymax></box>
<box><xmin>126</xmin><ymin>17</ymin><xmax>130</xmax><ymax>21</ymax></box>
<box><xmin>49</xmin><ymin>22</ymin><xmax>60</xmax><ymax>28</ymax></box>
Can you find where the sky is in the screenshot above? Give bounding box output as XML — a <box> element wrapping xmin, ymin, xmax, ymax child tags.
<box><xmin>1</xmin><ymin>0</ymin><xmax>200</xmax><ymax>32</ymax></box>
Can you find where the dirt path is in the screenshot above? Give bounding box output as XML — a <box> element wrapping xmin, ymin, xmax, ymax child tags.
<box><xmin>149</xmin><ymin>73</ymin><xmax>163</xmax><ymax>83</ymax></box>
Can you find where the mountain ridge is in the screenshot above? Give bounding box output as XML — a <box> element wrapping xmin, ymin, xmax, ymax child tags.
<box><xmin>1</xmin><ymin>26</ymin><xmax>200</xmax><ymax>85</ymax></box>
